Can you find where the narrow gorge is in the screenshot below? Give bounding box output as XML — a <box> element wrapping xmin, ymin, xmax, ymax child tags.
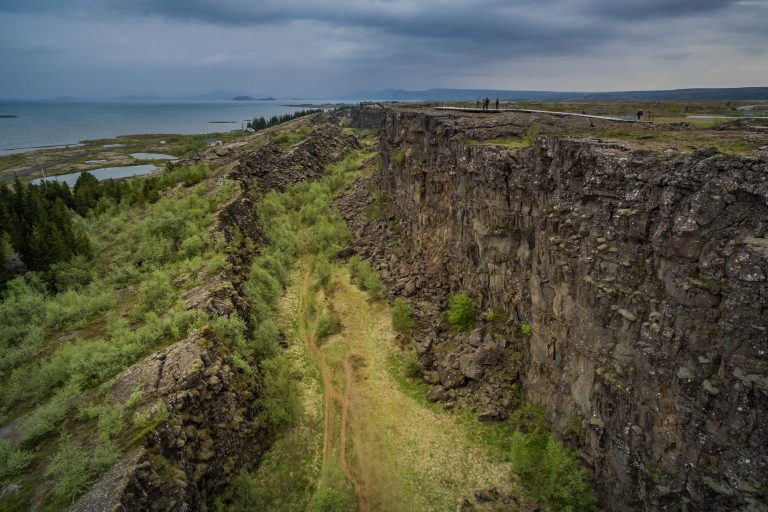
<box><xmin>343</xmin><ymin>105</ymin><xmax>768</xmax><ymax>511</ymax></box>
<box><xmin>2</xmin><ymin>106</ymin><xmax>766</xmax><ymax>512</ymax></box>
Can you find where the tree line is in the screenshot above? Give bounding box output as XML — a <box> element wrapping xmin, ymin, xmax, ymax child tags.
<box><xmin>0</xmin><ymin>164</ymin><xmax>208</xmax><ymax>288</ymax></box>
<box><xmin>247</xmin><ymin>109</ymin><xmax>322</xmax><ymax>131</ymax></box>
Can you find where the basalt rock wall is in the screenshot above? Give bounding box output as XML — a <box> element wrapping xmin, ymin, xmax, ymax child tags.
<box><xmin>374</xmin><ymin>107</ymin><xmax>768</xmax><ymax>511</ymax></box>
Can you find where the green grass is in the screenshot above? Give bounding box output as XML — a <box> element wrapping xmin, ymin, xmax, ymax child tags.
<box><xmin>593</xmin><ymin>127</ymin><xmax>755</xmax><ymax>155</ymax></box>
<box><xmin>272</xmin><ymin>126</ymin><xmax>311</xmax><ymax>146</ymax></box>
<box><xmin>466</xmin><ymin>125</ymin><xmax>541</xmax><ymax>150</ymax></box>
<box><xmin>388</xmin><ymin>349</ymin><xmax>597</xmax><ymax>511</ymax></box>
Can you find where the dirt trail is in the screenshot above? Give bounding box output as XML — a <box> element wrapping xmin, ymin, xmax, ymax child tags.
<box><xmin>293</xmin><ymin>262</ymin><xmax>522</xmax><ymax>512</ymax></box>
<box><xmin>298</xmin><ymin>263</ymin><xmax>369</xmax><ymax>511</ymax></box>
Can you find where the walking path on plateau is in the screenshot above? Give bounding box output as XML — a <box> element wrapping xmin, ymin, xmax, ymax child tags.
<box><xmin>288</xmin><ymin>261</ymin><xmax>522</xmax><ymax>512</ymax></box>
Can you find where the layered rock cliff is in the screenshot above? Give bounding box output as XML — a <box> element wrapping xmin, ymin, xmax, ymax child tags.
<box><xmin>343</xmin><ymin>106</ymin><xmax>768</xmax><ymax>511</ymax></box>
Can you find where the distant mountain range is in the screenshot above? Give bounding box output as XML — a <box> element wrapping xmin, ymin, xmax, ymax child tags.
<box><xmin>355</xmin><ymin>87</ymin><xmax>768</xmax><ymax>101</ymax></box>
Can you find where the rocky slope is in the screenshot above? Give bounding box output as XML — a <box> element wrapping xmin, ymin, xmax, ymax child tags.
<box><xmin>341</xmin><ymin>105</ymin><xmax>768</xmax><ymax>511</ymax></box>
<box><xmin>70</xmin><ymin>115</ymin><xmax>357</xmax><ymax>511</ymax></box>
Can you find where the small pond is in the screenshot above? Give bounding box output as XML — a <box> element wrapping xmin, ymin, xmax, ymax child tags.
<box><xmin>31</xmin><ymin>164</ymin><xmax>157</xmax><ymax>187</ymax></box>
<box><xmin>130</xmin><ymin>152</ymin><xmax>177</xmax><ymax>160</ymax></box>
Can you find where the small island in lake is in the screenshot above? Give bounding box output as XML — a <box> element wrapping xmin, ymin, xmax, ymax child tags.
<box><xmin>232</xmin><ymin>96</ymin><xmax>276</xmax><ymax>101</ymax></box>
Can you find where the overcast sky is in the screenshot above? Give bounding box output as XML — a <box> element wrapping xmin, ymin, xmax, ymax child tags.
<box><xmin>1</xmin><ymin>0</ymin><xmax>767</xmax><ymax>99</ymax></box>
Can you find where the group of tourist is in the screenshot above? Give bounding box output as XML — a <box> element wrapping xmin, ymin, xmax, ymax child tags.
<box><xmin>476</xmin><ymin>97</ymin><xmax>500</xmax><ymax>110</ymax></box>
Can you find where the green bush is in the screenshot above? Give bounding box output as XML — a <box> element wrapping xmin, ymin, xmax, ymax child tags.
<box><xmin>403</xmin><ymin>352</ymin><xmax>422</xmax><ymax>379</ymax></box>
<box><xmin>391</xmin><ymin>297</ymin><xmax>415</xmax><ymax>336</ymax></box>
<box><xmin>368</xmin><ymin>190</ymin><xmax>385</xmax><ymax>219</ymax></box>
<box><xmin>0</xmin><ymin>275</ymin><xmax>47</xmax><ymax>372</ymax></box>
<box><xmin>180</xmin><ymin>234</ymin><xmax>208</xmax><ymax>258</ymax></box>
<box><xmin>45</xmin><ymin>281</ymin><xmax>114</xmax><ymax>329</ymax></box>
<box><xmin>0</xmin><ymin>440</ymin><xmax>33</xmax><ymax>480</ymax></box>
<box><xmin>48</xmin><ymin>255</ymin><xmax>95</xmax><ymax>292</ymax></box>
<box><xmin>46</xmin><ymin>434</ymin><xmax>120</xmax><ymax>503</ymax></box>
<box><xmin>317</xmin><ymin>311</ymin><xmax>341</xmax><ymax>340</ymax></box>
<box><xmin>245</xmin><ymin>266</ymin><xmax>281</xmax><ymax>308</ymax></box>
<box><xmin>0</xmin><ymin>325</ymin><xmax>43</xmax><ymax>373</ymax></box>
<box><xmin>509</xmin><ymin>428</ymin><xmax>596</xmax><ymax>511</ymax></box>
<box><xmin>19</xmin><ymin>382</ymin><xmax>79</xmax><ymax>444</ymax></box>
<box><xmin>311</xmin><ymin>487</ymin><xmax>352</xmax><ymax>512</ymax></box>
<box><xmin>77</xmin><ymin>402</ymin><xmax>125</xmax><ymax>442</ymax></box>
<box><xmin>348</xmin><ymin>256</ymin><xmax>385</xmax><ymax>299</ymax></box>
<box><xmin>312</xmin><ymin>258</ymin><xmax>333</xmax><ymax>292</ymax></box>
<box><xmin>258</xmin><ymin>355</ymin><xmax>301</xmax><ymax>432</ymax></box>
<box><xmin>520</xmin><ymin>323</ymin><xmax>532</xmax><ymax>336</ymax></box>
<box><xmin>156</xmin><ymin>164</ymin><xmax>209</xmax><ymax>189</ymax></box>
<box><xmin>135</xmin><ymin>271</ymin><xmax>174</xmax><ymax>315</ymax></box>
<box><xmin>255</xmin><ymin>252</ymin><xmax>290</xmax><ymax>288</ymax></box>
<box><xmin>391</xmin><ymin>148</ymin><xmax>406</xmax><ymax>166</ymax></box>
<box><xmin>210</xmin><ymin>314</ymin><xmax>248</xmax><ymax>348</ymax></box>
<box><xmin>447</xmin><ymin>293</ymin><xmax>478</xmax><ymax>332</ymax></box>
<box><xmin>249</xmin><ymin>319</ymin><xmax>281</xmax><ymax>362</ymax></box>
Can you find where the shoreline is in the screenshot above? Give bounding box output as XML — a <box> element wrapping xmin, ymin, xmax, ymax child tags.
<box><xmin>0</xmin><ymin>130</ymin><xmax>243</xmax><ymax>184</ymax></box>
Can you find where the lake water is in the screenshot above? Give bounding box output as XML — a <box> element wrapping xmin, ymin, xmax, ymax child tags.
<box><xmin>0</xmin><ymin>99</ymin><xmax>350</xmax><ymax>155</ymax></box>
<box><xmin>31</xmin><ymin>164</ymin><xmax>158</xmax><ymax>187</ymax></box>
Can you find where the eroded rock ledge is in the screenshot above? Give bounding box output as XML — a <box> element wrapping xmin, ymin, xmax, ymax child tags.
<box><xmin>340</xmin><ymin>106</ymin><xmax>768</xmax><ymax>511</ymax></box>
<box><xmin>71</xmin><ymin>115</ymin><xmax>358</xmax><ymax>512</ymax></box>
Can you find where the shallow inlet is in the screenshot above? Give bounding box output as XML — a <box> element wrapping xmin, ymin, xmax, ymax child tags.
<box><xmin>31</xmin><ymin>164</ymin><xmax>157</xmax><ymax>186</ymax></box>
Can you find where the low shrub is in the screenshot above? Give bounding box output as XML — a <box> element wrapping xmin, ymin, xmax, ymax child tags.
<box><xmin>317</xmin><ymin>311</ymin><xmax>341</xmax><ymax>340</ymax></box>
<box><xmin>19</xmin><ymin>382</ymin><xmax>79</xmax><ymax>444</ymax></box>
<box><xmin>311</xmin><ymin>486</ymin><xmax>352</xmax><ymax>512</ymax></box>
<box><xmin>447</xmin><ymin>293</ymin><xmax>478</xmax><ymax>332</ymax></box>
<box><xmin>509</xmin><ymin>428</ymin><xmax>596</xmax><ymax>511</ymax></box>
<box><xmin>258</xmin><ymin>355</ymin><xmax>301</xmax><ymax>432</ymax></box>
<box><xmin>391</xmin><ymin>148</ymin><xmax>406</xmax><ymax>166</ymax></box>
<box><xmin>46</xmin><ymin>434</ymin><xmax>120</xmax><ymax>503</ymax></box>
<box><xmin>391</xmin><ymin>297</ymin><xmax>415</xmax><ymax>336</ymax></box>
<box><xmin>210</xmin><ymin>314</ymin><xmax>248</xmax><ymax>349</ymax></box>
<box><xmin>0</xmin><ymin>440</ymin><xmax>33</xmax><ymax>480</ymax></box>
<box><xmin>348</xmin><ymin>256</ymin><xmax>385</xmax><ymax>299</ymax></box>
<box><xmin>312</xmin><ymin>258</ymin><xmax>333</xmax><ymax>292</ymax></box>
<box><xmin>135</xmin><ymin>271</ymin><xmax>174</xmax><ymax>315</ymax></box>
<box><xmin>249</xmin><ymin>319</ymin><xmax>281</xmax><ymax>362</ymax></box>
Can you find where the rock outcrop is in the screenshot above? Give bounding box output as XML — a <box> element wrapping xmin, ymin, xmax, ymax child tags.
<box><xmin>71</xmin><ymin>114</ymin><xmax>358</xmax><ymax>511</ymax></box>
<box><xmin>341</xmin><ymin>105</ymin><xmax>768</xmax><ymax>511</ymax></box>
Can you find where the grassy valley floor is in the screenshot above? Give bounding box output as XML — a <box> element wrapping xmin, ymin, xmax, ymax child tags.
<box><xmin>239</xmin><ymin>262</ymin><xmax>525</xmax><ymax>512</ymax></box>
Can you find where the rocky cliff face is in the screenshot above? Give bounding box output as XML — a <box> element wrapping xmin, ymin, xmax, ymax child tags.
<box><xmin>346</xmin><ymin>106</ymin><xmax>768</xmax><ymax>511</ymax></box>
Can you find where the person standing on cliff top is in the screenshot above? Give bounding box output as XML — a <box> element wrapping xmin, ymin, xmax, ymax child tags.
<box><xmin>495</xmin><ymin>98</ymin><xmax>499</xmax><ymax>110</ymax></box>
<box><xmin>637</xmin><ymin>110</ymin><xmax>644</xmax><ymax>121</ymax></box>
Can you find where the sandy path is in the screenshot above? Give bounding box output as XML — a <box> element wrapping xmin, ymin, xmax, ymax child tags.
<box><xmin>298</xmin><ymin>264</ymin><xmax>369</xmax><ymax>511</ymax></box>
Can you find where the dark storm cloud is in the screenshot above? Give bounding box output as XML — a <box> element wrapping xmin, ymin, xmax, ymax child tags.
<box><xmin>584</xmin><ymin>0</ymin><xmax>741</xmax><ymax>19</ymax></box>
<box><xmin>0</xmin><ymin>0</ymin><xmax>766</xmax><ymax>98</ymax></box>
<box><xmin>0</xmin><ymin>0</ymin><xmax>754</xmax><ymax>43</ymax></box>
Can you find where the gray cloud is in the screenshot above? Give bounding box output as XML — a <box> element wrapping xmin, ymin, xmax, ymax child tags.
<box><xmin>0</xmin><ymin>0</ymin><xmax>766</xmax><ymax>99</ymax></box>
